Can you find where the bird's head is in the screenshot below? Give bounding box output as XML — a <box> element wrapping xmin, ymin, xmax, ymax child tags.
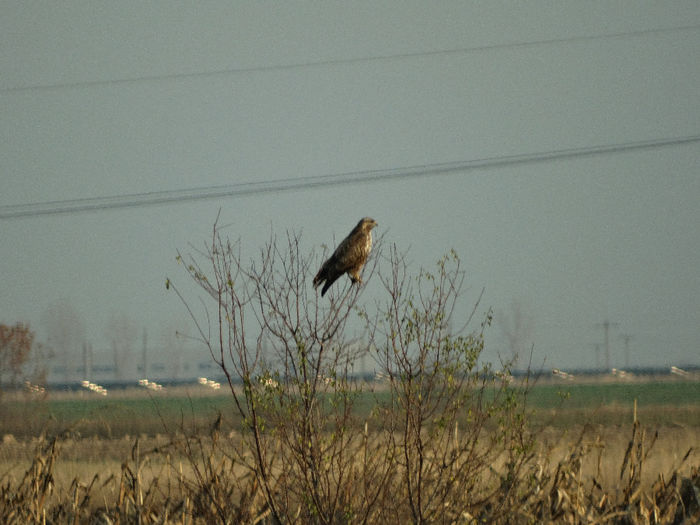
<box><xmin>359</xmin><ymin>217</ymin><xmax>378</xmax><ymax>231</ymax></box>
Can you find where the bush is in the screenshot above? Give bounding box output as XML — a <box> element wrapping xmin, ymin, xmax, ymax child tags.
<box><xmin>168</xmin><ymin>219</ymin><xmax>538</xmax><ymax>523</ymax></box>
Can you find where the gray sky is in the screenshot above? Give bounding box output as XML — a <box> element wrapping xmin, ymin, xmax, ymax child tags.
<box><xmin>2</xmin><ymin>2</ymin><xmax>699</xmax><ymax>373</ymax></box>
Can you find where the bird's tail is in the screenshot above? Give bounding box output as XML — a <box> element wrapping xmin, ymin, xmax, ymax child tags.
<box><xmin>312</xmin><ymin>270</ymin><xmax>323</xmax><ymax>289</ymax></box>
<box><xmin>320</xmin><ymin>274</ymin><xmax>342</xmax><ymax>296</ymax></box>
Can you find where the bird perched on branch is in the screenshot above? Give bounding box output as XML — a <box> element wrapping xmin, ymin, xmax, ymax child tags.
<box><xmin>313</xmin><ymin>217</ymin><xmax>378</xmax><ymax>296</ymax></box>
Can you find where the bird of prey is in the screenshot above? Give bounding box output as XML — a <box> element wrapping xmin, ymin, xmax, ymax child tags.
<box><xmin>313</xmin><ymin>217</ymin><xmax>378</xmax><ymax>296</ymax></box>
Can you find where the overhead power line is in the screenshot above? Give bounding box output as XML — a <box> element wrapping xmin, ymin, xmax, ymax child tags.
<box><xmin>3</xmin><ymin>24</ymin><xmax>700</xmax><ymax>93</ymax></box>
<box><xmin>2</xmin><ymin>134</ymin><xmax>699</xmax><ymax>220</ymax></box>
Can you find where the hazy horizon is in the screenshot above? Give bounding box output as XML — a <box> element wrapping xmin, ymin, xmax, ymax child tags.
<box><xmin>2</xmin><ymin>2</ymin><xmax>699</xmax><ymax>381</ymax></box>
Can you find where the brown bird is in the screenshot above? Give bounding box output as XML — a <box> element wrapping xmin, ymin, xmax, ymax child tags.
<box><xmin>313</xmin><ymin>217</ymin><xmax>378</xmax><ymax>296</ymax></box>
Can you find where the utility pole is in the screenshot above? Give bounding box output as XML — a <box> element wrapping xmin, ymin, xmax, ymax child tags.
<box><xmin>82</xmin><ymin>342</ymin><xmax>88</xmax><ymax>380</ymax></box>
<box><xmin>142</xmin><ymin>328</ymin><xmax>148</xmax><ymax>378</ymax></box>
<box><xmin>620</xmin><ymin>333</ymin><xmax>634</xmax><ymax>369</ymax></box>
<box><xmin>595</xmin><ymin>320</ymin><xmax>619</xmax><ymax>371</ymax></box>
<box><xmin>359</xmin><ymin>348</ymin><xmax>367</xmax><ymax>380</ymax></box>
<box><xmin>591</xmin><ymin>343</ymin><xmax>602</xmax><ymax>371</ymax></box>
<box><xmin>82</xmin><ymin>342</ymin><xmax>93</xmax><ymax>380</ymax></box>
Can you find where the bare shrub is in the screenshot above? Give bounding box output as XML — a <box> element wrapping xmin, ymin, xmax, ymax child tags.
<box><xmin>361</xmin><ymin>246</ymin><xmax>536</xmax><ymax>523</ymax></box>
<box><xmin>165</xmin><ymin>217</ymin><xmax>546</xmax><ymax>523</ymax></box>
<box><xmin>168</xmin><ymin>216</ymin><xmax>384</xmax><ymax>523</ymax></box>
<box><xmin>0</xmin><ymin>323</ymin><xmax>40</xmax><ymax>394</ymax></box>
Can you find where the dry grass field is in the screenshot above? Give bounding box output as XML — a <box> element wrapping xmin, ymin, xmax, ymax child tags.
<box><xmin>0</xmin><ymin>380</ymin><xmax>698</xmax><ymax>523</ymax></box>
